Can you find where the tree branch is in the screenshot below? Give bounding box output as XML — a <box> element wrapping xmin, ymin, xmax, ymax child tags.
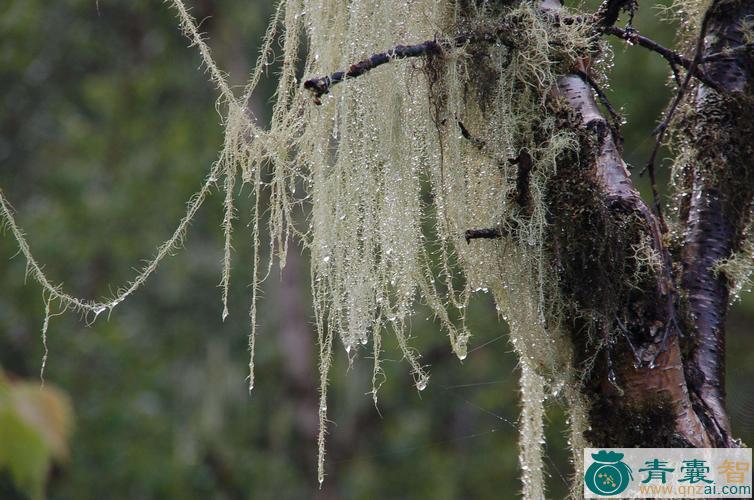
<box><xmin>539</xmin><ymin>0</ymin><xmax>714</xmax><ymax>446</ymax></box>
<box><xmin>304</xmin><ymin>40</ymin><xmax>442</xmax><ymax>102</ymax></box>
<box><xmin>605</xmin><ymin>26</ymin><xmax>690</xmax><ymax>67</ymax></box>
<box><xmin>465</xmin><ymin>227</ymin><xmax>504</xmax><ymax>243</ymax></box>
<box><xmin>304</xmin><ymin>30</ymin><xmax>514</xmax><ymax>103</ymax></box>
<box><xmin>573</xmin><ymin>69</ymin><xmax>623</xmax><ymax>130</ymax></box>
<box><xmin>552</xmin><ymin>70</ymin><xmax>710</xmax><ymax>446</ymax></box>
<box><xmin>304</xmin><ymin>16</ymin><xmax>727</xmax><ymax>106</ymax></box>
<box><xmin>511</xmin><ymin>150</ymin><xmax>533</xmax><ymax>208</ymax></box>
<box><xmin>605</xmin><ymin>26</ymin><xmax>722</xmax><ymax>92</ymax></box>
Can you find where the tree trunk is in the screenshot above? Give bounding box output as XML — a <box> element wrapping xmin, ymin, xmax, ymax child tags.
<box><xmin>547</xmin><ymin>0</ymin><xmax>753</xmax><ymax>449</ymax></box>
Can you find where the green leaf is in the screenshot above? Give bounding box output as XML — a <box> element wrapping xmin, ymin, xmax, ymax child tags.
<box><xmin>0</xmin><ymin>372</ymin><xmax>73</xmax><ymax>499</ymax></box>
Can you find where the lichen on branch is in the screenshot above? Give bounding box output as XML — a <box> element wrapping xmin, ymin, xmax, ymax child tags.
<box><xmin>1</xmin><ymin>0</ymin><xmax>750</xmax><ymax>497</ymax></box>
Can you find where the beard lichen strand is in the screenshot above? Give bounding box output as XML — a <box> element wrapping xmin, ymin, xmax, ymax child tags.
<box><xmin>713</xmin><ymin>227</ymin><xmax>754</xmax><ymax>303</ymax></box>
<box><xmin>475</xmin><ymin>7</ymin><xmax>594</xmax><ymax>493</ymax></box>
<box><xmin>302</xmin><ymin>0</ymin><xmax>454</xmax><ymax>484</ymax></box>
<box><xmin>519</xmin><ymin>360</ymin><xmax>546</xmax><ymax>500</ymax></box>
<box><xmin>254</xmin><ymin>0</ymin><xmax>585</xmax><ymax>492</ymax></box>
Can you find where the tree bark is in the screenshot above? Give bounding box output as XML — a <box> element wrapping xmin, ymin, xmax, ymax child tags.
<box><xmin>550</xmin><ymin>72</ymin><xmax>712</xmax><ymax>447</ymax></box>
<box><xmin>545</xmin><ymin>0</ymin><xmax>753</xmax><ymax>449</ymax></box>
<box><xmin>675</xmin><ymin>0</ymin><xmax>754</xmax><ymax>447</ymax></box>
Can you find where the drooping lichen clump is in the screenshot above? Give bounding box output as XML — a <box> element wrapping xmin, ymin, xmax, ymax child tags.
<box><xmin>284</xmin><ymin>1</ymin><xmax>596</xmax><ymax>491</ymax></box>
<box><xmin>0</xmin><ymin>0</ymin><xmax>613</xmax><ymax>495</ymax></box>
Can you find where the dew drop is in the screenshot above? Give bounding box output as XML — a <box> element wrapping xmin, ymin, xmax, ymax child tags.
<box><xmin>455</xmin><ymin>341</ymin><xmax>468</xmax><ymax>361</ymax></box>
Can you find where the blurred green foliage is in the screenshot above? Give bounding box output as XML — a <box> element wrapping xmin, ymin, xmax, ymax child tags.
<box><xmin>0</xmin><ymin>371</ymin><xmax>73</xmax><ymax>500</ymax></box>
<box><xmin>0</xmin><ymin>1</ymin><xmax>752</xmax><ymax>499</ymax></box>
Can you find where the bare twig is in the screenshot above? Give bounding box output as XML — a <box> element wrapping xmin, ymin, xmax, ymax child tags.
<box><xmin>305</xmin><ymin>10</ymin><xmax>727</xmax><ymax>105</ymax></box>
<box><xmin>304</xmin><ymin>41</ymin><xmax>442</xmax><ymax>102</ymax></box>
<box><xmin>457</xmin><ymin>120</ymin><xmax>486</xmax><ymax>151</ymax></box>
<box><xmin>703</xmin><ymin>42</ymin><xmax>754</xmax><ymax>62</ymax></box>
<box><xmin>304</xmin><ymin>31</ymin><xmax>514</xmax><ymax>103</ymax></box>
<box><xmin>511</xmin><ymin>150</ymin><xmax>533</xmax><ymax>208</ymax></box>
<box><xmin>465</xmin><ymin>227</ymin><xmax>504</xmax><ymax>243</ymax></box>
<box><xmin>644</xmin><ymin>3</ymin><xmax>719</xmax><ymax>229</ymax></box>
<box><xmin>614</xmin><ymin>315</ymin><xmax>642</xmax><ymax>366</ymax></box>
<box><xmin>456</xmin><ymin>123</ymin><xmax>532</xmax><ymax>208</ymax></box>
<box><xmin>456</xmin><ymin>121</ymin><xmax>532</xmax><ymax>207</ymax></box>
<box><xmin>605</xmin><ymin>26</ymin><xmax>721</xmax><ymax>92</ymax></box>
<box><xmin>456</xmin><ymin>120</ymin><xmax>517</xmax><ymax>173</ymax></box>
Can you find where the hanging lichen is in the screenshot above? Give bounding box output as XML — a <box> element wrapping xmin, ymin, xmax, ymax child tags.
<box><xmin>0</xmin><ymin>0</ymin><xmax>634</xmax><ymax>496</ymax></box>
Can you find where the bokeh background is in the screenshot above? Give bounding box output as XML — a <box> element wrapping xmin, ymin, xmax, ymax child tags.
<box><xmin>1</xmin><ymin>1</ymin><xmax>752</xmax><ymax>498</ymax></box>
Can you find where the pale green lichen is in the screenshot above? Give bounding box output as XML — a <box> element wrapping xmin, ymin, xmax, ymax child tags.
<box><xmin>631</xmin><ymin>234</ymin><xmax>664</xmax><ymax>287</ymax></box>
<box><xmin>713</xmin><ymin>231</ymin><xmax>754</xmax><ymax>303</ymax></box>
<box><xmin>0</xmin><ymin>0</ymin><xmax>607</xmax><ymax>495</ymax></box>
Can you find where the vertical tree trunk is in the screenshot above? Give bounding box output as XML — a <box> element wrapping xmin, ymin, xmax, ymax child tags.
<box><xmin>675</xmin><ymin>0</ymin><xmax>754</xmax><ymax>448</ymax></box>
<box><xmin>547</xmin><ymin>0</ymin><xmax>753</xmax><ymax>449</ymax></box>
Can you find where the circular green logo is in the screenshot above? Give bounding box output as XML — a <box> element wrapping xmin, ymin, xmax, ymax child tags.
<box><xmin>585</xmin><ymin>450</ymin><xmax>633</xmax><ymax>496</ymax></box>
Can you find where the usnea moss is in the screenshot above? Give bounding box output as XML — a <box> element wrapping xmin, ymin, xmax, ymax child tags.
<box><xmin>4</xmin><ymin>0</ymin><xmax>727</xmax><ymax>496</ymax></box>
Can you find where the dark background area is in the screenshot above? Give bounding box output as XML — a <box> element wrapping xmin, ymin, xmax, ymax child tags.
<box><xmin>1</xmin><ymin>1</ymin><xmax>752</xmax><ymax>498</ymax></box>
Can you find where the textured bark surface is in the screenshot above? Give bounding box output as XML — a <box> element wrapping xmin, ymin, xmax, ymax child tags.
<box><xmin>675</xmin><ymin>0</ymin><xmax>754</xmax><ymax>447</ymax></box>
<box><xmin>541</xmin><ymin>0</ymin><xmax>754</xmax><ymax>450</ymax></box>
<box><xmin>551</xmin><ymin>73</ymin><xmax>711</xmax><ymax>447</ymax></box>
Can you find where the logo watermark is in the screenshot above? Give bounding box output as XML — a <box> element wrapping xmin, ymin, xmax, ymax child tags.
<box><xmin>584</xmin><ymin>448</ymin><xmax>752</xmax><ymax>498</ymax></box>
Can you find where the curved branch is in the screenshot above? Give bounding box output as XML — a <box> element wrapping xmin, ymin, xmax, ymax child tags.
<box><xmin>540</xmin><ymin>0</ymin><xmax>714</xmax><ymax>447</ymax></box>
